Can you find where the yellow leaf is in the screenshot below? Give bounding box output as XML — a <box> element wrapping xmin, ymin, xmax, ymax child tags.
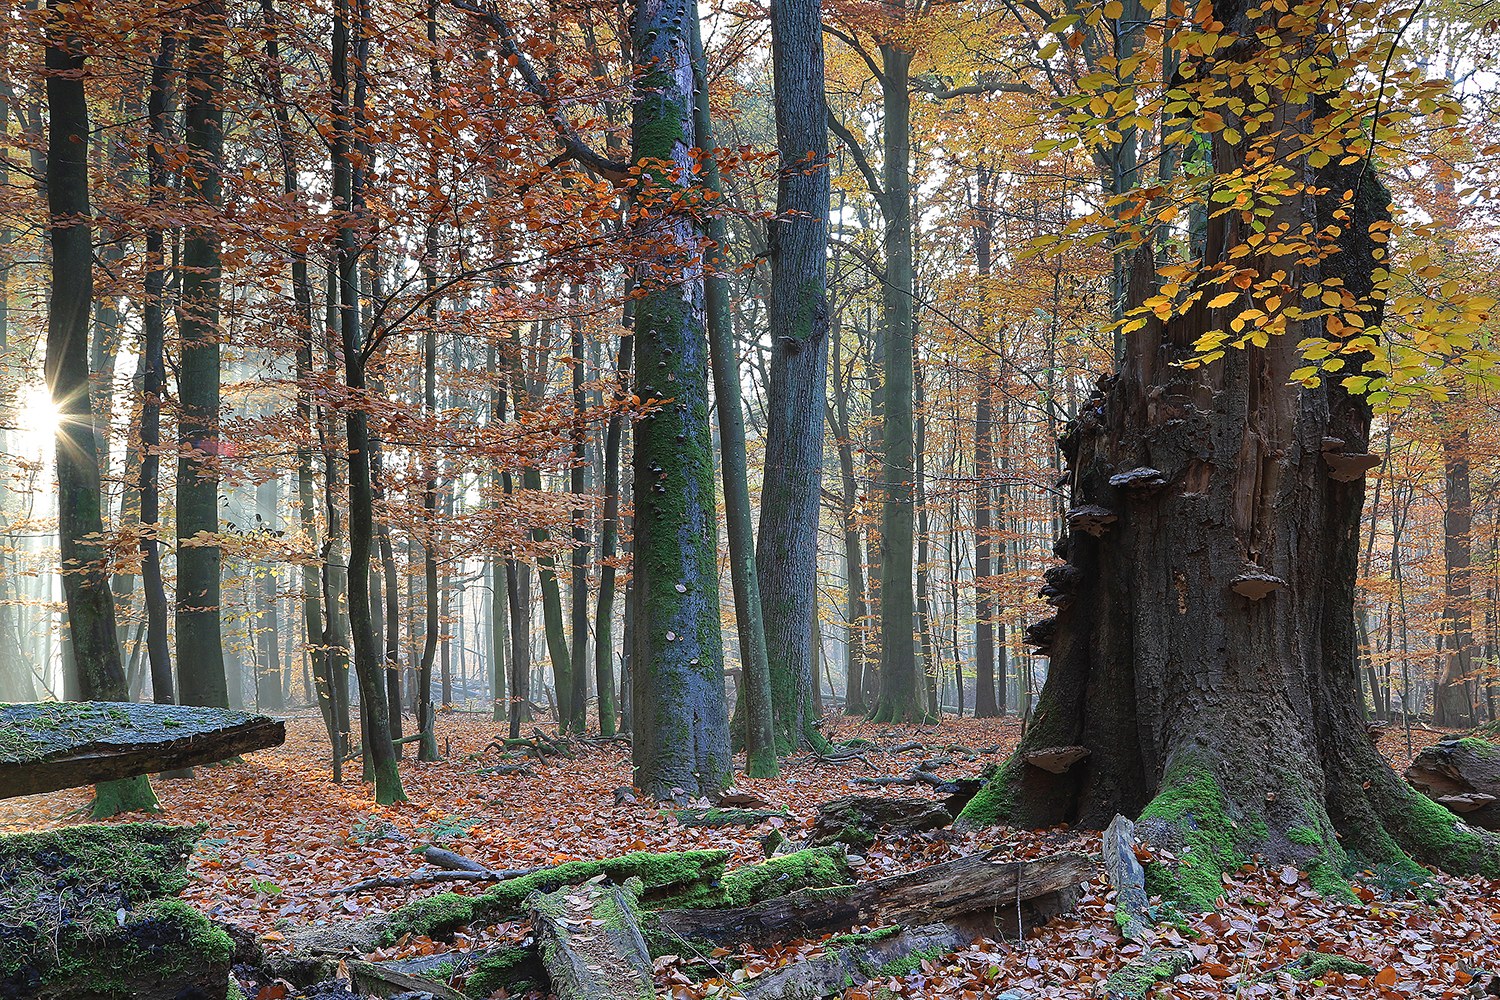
<box><xmin>1104</xmin><ymin>0</ymin><xmax>1125</xmax><ymax>16</ymax></box>
<box><xmin>1208</xmin><ymin>291</ymin><xmax>1238</xmax><ymax>308</ymax></box>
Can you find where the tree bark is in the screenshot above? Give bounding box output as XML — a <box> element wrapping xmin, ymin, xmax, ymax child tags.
<box><xmin>44</xmin><ymin>7</ymin><xmax>159</xmax><ymax>816</ymax></box>
<box><xmin>957</xmin><ymin>0</ymin><xmax>1500</xmax><ymax>896</ymax></box>
<box><xmin>972</xmin><ymin>164</ymin><xmax>999</xmax><ymax>718</ymax></box>
<box><xmin>593</xmin><ymin>329</ymin><xmax>630</xmax><ymax>738</ymax></box>
<box><xmin>757</xmin><ymin>0</ymin><xmax>832</xmax><ymax>752</ymax></box>
<box><xmin>1436</xmin><ymin>413</ymin><xmax>1474</xmax><ymax>727</ymax></box>
<box><xmin>627</xmin><ymin>0</ymin><xmax>732</xmax><ymax>798</ymax></box>
<box><xmin>174</xmin><ymin>0</ymin><xmax>228</xmax><ymax>709</ymax></box>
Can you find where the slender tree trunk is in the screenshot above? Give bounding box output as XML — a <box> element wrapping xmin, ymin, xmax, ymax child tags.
<box><xmin>334</xmin><ymin>0</ymin><xmax>403</xmax><ymax>800</ymax></box>
<box><xmin>972</xmin><ymin>166</ymin><xmax>998</xmax><ymax>717</ymax></box>
<box><xmin>829</xmin><ymin>329</ymin><xmax>867</xmax><ymax>715</ymax></box>
<box><xmin>593</xmin><ymin>328</ymin><xmax>629</xmax><ymax>738</ymax></box>
<box><xmin>628</xmin><ymin>0</ymin><xmax>732</xmax><ymax>798</ymax></box>
<box><xmin>1436</xmin><ymin>413</ymin><xmax>1474</xmax><ymax>727</ymax></box>
<box><xmin>568</xmin><ymin>289</ymin><xmax>590</xmax><ymax>733</ymax></box>
<box><xmin>175</xmin><ymin>0</ymin><xmax>228</xmax><ymax>708</ymax></box>
<box><xmin>873</xmin><ymin>43</ymin><xmax>920</xmax><ymax>723</ymax></box>
<box><xmin>45</xmin><ymin>7</ymin><xmax>158</xmax><ymax>815</ymax></box>
<box><xmin>690</xmin><ymin>16</ymin><xmax>775</xmax><ymax>775</ymax></box>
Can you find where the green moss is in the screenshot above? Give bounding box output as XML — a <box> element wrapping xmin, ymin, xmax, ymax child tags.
<box><xmin>1289</xmin><ymin>954</ymin><xmax>1373</xmax><ymax>981</ymax></box>
<box><xmin>1387</xmin><ymin>790</ymin><xmax>1500</xmax><ymax>878</ymax></box>
<box><xmin>1453</xmin><ymin>737</ymin><xmax>1500</xmax><ymax>759</ymax></box>
<box><xmin>382</xmin><ymin>892</ymin><xmax>476</xmax><ymax>943</ymax></box>
<box><xmin>1103</xmin><ymin>948</ymin><xmax>1192</xmax><ymax>1000</ymax></box>
<box><xmin>1288</xmin><ymin>825</ymin><xmax>1322</xmax><ymax>846</ymax></box>
<box><xmin>465</xmin><ymin>945</ymin><xmax>546</xmax><ymax>997</ymax></box>
<box><xmin>875</xmin><ymin>943</ymin><xmax>945</xmax><ymax>978</ymax></box>
<box><xmin>955</xmin><ymin>757</ymin><xmax>1021</xmax><ymax>828</ymax></box>
<box><xmin>381</xmin><ymin>850</ymin><xmax>728</xmax><ymax>944</ymax></box>
<box><xmin>0</xmin><ymin>823</ymin><xmax>227</xmax><ymax>997</ymax></box>
<box><xmin>671</xmin><ymin>807</ymin><xmax>788</xmax><ymax>828</ymax></box>
<box><xmin>828</xmin><ymin>926</ymin><xmax>902</xmax><ymax>948</ymax></box>
<box><xmin>660</xmin><ymin>847</ymin><xmax>852</xmax><ymax>909</ymax></box>
<box><xmin>1138</xmin><ymin>757</ymin><xmax>1240</xmax><ymax>910</ymax></box>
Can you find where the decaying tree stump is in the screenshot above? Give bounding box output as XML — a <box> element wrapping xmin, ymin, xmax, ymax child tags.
<box><xmin>1405</xmin><ymin>737</ymin><xmax>1500</xmax><ymax>831</ymax></box>
<box><xmin>0</xmin><ymin>823</ymin><xmax>233</xmax><ymax>999</ymax></box>
<box><xmin>0</xmin><ymin>701</ymin><xmax>286</xmax><ymax>798</ymax></box>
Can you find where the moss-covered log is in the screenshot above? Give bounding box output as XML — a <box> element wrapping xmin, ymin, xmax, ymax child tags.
<box><xmin>809</xmin><ymin>795</ymin><xmax>953</xmax><ymax>849</ymax></box>
<box><xmin>0</xmin><ymin>701</ymin><xmax>285</xmax><ymax>798</ymax></box>
<box><xmin>363</xmin><ymin>847</ymin><xmax>851</xmax><ymax>948</ymax></box>
<box><xmin>651</xmin><ymin>848</ymin><xmax>1093</xmax><ymax>946</ymax></box>
<box><xmin>0</xmin><ymin>823</ymin><xmax>232</xmax><ymax>999</ymax></box>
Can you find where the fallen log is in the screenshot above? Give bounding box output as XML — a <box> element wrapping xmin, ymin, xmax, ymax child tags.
<box><xmin>528</xmin><ymin>876</ymin><xmax>655</xmax><ymax>1000</ymax></box>
<box><xmin>0</xmin><ymin>823</ymin><xmax>234</xmax><ymax>999</ymax></box>
<box><xmin>736</xmin><ymin>923</ymin><xmax>969</xmax><ymax>1000</ymax></box>
<box><xmin>1405</xmin><ymin>737</ymin><xmax>1500</xmax><ymax>830</ymax></box>
<box><xmin>345</xmin><ymin>958</ymin><xmax>473</xmax><ymax>1000</ymax></box>
<box><xmin>0</xmin><ymin>701</ymin><xmax>285</xmax><ymax>799</ymax></box>
<box><xmin>651</xmin><ymin>848</ymin><xmax>1095</xmax><ymax>947</ymax></box>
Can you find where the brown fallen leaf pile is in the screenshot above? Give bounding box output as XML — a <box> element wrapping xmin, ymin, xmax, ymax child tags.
<box><xmin>2</xmin><ymin>711</ymin><xmax>1497</xmax><ymax>999</ymax></box>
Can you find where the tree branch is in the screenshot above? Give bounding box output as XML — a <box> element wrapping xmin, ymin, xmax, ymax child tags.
<box><xmin>450</xmin><ymin>0</ymin><xmax>630</xmax><ymax>179</ymax></box>
<box><xmin>821</xmin><ymin>23</ymin><xmax>885</xmax><ymax>85</ymax></box>
<box><xmin>826</xmin><ymin>111</ymin><xmax>887</xmax><ymax>212</ymax></box>
<box><xmin>910</xmin><ymin>74</ymin><xmax>1036</xmax><ymax>98</ymax></box>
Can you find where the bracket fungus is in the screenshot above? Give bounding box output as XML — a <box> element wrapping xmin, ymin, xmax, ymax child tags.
<box><xmin>1068</xmin><ymin>504</ymin><xmax>1118</xmax><ymax>537</ymax></box>
<box><xmin>1108</xmin><ymin>467</ymin><xmax>1168</xmax><ymax>491</ymax></box>
<box><xmin>1324</xmin><ymin>452</ymin><xmax>1382</xmax><ymax>482</ymax></box>
<box><xmin>1230</xmin><ymin>569</ymin><xmax>1287</xmax><ymax>600</ymax></box>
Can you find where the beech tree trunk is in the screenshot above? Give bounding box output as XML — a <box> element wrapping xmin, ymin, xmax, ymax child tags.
<box><xmin>175</xmin><ymin>1</ymin><xmax>228</xmax><ymax>709</ymax></box>
<box><xmin>627</xmin><ymin>0</ymin><xmax>732</xmax><ymax>798</ymax></box>
<box><xmin>45</xmin><ymin>8</ymin><xmax>158</xmax><ymax>816</ymax></box>
<box><xmin>958</xmin><ymin>0</ymin><xmax>1500</xmax><ymax>897</ymax></box>
<box><xmin>1435</xmin><ymin>416</ymin><xmax>1474</xmax><ymax>727</ymax></box>
<box><xmin>756</xmin><ymin>0</ymin><xmax>831</xmax><ymax>752</ymax></box>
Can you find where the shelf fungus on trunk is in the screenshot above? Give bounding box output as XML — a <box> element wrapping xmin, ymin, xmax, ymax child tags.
<box><xmin>1108</xmin><ymin>467</ymin><xmax>1168</xmax><ymax>491</ymax></box>
<box><xmin>1024</xmin><ymin>746</ymin><xmax>1090</xmax><ymax>774</ymax></box>
<box><xmin>1230</xmin><ymin>569</ymin><xmax>1286</xmax><ymax>600</ymax></box>
<box><xmin>1323</xmin><ymin>452</ymin><xmax>1381</xmax><ymax>482</ymax></box>
<box><xmin>1023</xmin><ymin>615</ymin><xmax>1058</xmax><ymax>656</ymax></box>
<box><xmin>1068</xmin><ymin>504</ymin><xmax>1118</xmax><ymax>537</ymax></box>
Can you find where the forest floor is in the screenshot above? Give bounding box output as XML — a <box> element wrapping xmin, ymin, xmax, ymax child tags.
<box><xmin>1</xmin><ymin>710</ymin><xmax>1496</xmax><ymax>999</ymax></box>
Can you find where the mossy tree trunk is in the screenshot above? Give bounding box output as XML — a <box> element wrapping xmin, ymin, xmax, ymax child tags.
<box><xmin>175</xmin><ymin>0</ymin><xmax>228</xmax><ymax>710</ymax></box>
<box><xmin>872</xmin><ymin>42</ymin><xmax>923</xmax><ymax>725</ymax></box>
<box><xmin>755</xmin><ymin>0</ymin><xmax>832</xmax><ymax>753</ymax></box>
<box><xmin>627</xmin><ymin>0</ymin><xmax>732</xmax><ymax>799</ymax></box>
<box><xmin>44</xmin><ymin>7</ymin><xmax>158</xmax><ymax>817</ymax></box>
<box><xmin>958</xmin><ymin>0</ymin><xmax>1500</xmax><ymax>900</ymax></box>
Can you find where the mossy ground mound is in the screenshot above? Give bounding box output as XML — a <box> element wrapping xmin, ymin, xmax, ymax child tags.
<box><xmin>0</xmin><ymin>823</ymin><xmax>231</xmax><ymax>998</ymax></box>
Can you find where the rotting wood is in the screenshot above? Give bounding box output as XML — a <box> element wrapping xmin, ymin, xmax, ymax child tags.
<box><xmin>1101</xmin><ymin>814</ymin><xmax>1150</xmax><ymax>941</ymax></box>
<box><xmin>650</xmin><ymin>849</ymin><xmax>1095</xmax><ymax>947</ymax></box>
<box><xmin>810</xmin><ymin>796</ymin><xmax>953</xmax><ymax>848</ymax></box>
<box><xmin>1104</xmin><ymin>947</ymin><xmax>1191</xmax><ymax>999</ymax></box>
<box><xmin>736</xmin><ymin>923</ymin><xmax>969</xmax><ymax>1000</ymax></box>
<box><xmin>528</xmin><ymin>875</ymin><xmax>654</xmax><ymax>1000</ymax></box>
<box><xmin>345</xmin><ymin>958</ymin><xmax>473</xmax><ymax>1000</ymax></box>
<box><xmin>0</xmin><ymin>701</ymin><xmax>285</xmax><ymax>798</ymax></box>
<box><xmin>1406</xmin><ymin>737</ymin><xmax>1500</xmax><ymax>830</ymax></box>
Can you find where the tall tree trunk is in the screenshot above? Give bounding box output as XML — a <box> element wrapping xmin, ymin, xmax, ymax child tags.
<box><xmin>334</xmin><ymin>0</ymin><xmax>403</xmax><ymax>800</ymax></box>
<box><xmin>568</xmin><ymin>289</ymin><xmax>590</xmax><ymax>733</ymax></box>
<box><xmin>958</xmin><ymin>7</ymin><xmax>1499</xmax><ymax>889</ymax></box>
<box><xmin>829</xmin><ymin>328</ymin><xmax>867</xmax><ymax>716</ymax></box>
<box><xmin>692</xmin><ymin>15</ymin><xmax>775</xmax><ymax>775</ymax></box>
<box><xmin>873</xmin><ymin>42</ymin><xmax>920</xmax><ymax>723</ymax></box>
<box><xmin>757</xmin><ymin>0</ymin><xmax>832</xmax><ymax>751</ymax></box>
<box><xmin>45</xmin><ymin>6</ymin><xmax>158</xmax><ymax>816</ymax></box>
<box><xmin>593</xmin><ymin>328</ymin><xmax>629</xmax><ymax>738</ymax></box>
<box><xmin>628</xmin><ymin>0</ymin><xmax>731</xmax><ymax>798</ymax></box>
<box><xmin>175</xmin><ymin>0</ymin><xmax>228</xmax><ymax>708</ymax></box>
<box><xmin>1436</xmin><ymin>412</ymin><xmax>1474</xmax><ymax>727</ymax></box>
<box><xmin>971</xmin><ymin>165</ymin><xmax>998</xmax><ymax>717</ymax></box>
<box><xmin>488</xmin><ymin>340</ymin><xmax>509</xmax><ymax>723</ymax></box>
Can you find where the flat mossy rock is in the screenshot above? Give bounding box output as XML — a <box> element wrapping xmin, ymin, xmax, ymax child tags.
<box><xmin>0</xmin><ymin>701</ymin><xmax>285</xmax><ymax>798</ymax></box>
<box><xmin>0</xmin><ymin>823</ymin><xmax>232</xmax><ymax>999</ymax></box>
<box><xmin>810</xmin><ymin>796</ymin><xmax>953</xmax><ymax>848</ymax></box>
